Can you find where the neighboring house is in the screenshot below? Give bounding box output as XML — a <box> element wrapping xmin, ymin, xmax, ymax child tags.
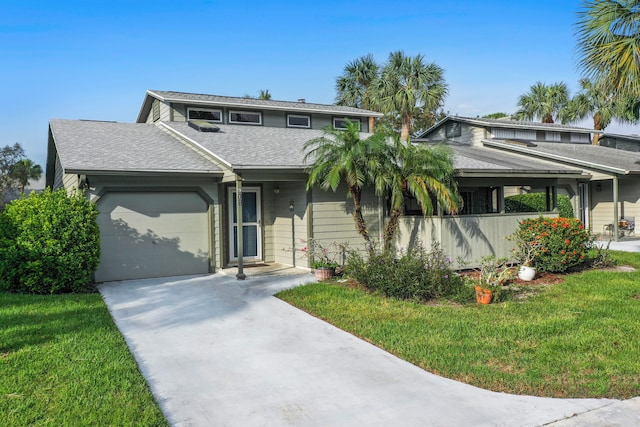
<box><xmin>46</xmin><ymin>93</ymin><xmax>588</xmax><ymax>282</ymax></box>
<box><xmin>418</xmin><ymin>116</ymin><xmax>640</xmax><ymax>240</ymax></box>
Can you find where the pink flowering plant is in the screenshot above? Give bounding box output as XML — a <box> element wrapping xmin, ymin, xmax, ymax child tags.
<box><xmin>300</xmin><ymin>238</ymin><xmax>341</xmax><ymax>269</ymax></box>
<box><xmin>511</xmin><ymin>217</ymin><xmax>594</xmax><ymax>273</ymax></box>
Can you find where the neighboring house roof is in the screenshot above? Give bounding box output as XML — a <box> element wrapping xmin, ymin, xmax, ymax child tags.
<box><xmin>483</xmin><ymin>140</ymin><xmax>640</xmax><ymax>175</ymax></box>
<box><xmin>49</xmin><ymin>119</ymin><xmax>223</xmax><ymax>175</ymax></box>
<box><xmin>161</xmin><ymin>122</ymin><xmax>328</xmax><ymax>170</ymax></box>
<box><xmin>137</xmin><ymin>90</ymin><xmax>384</xmax><ymax>123</ymax></box>
<box><xmin>449</xmin><ymin>143</ymin><xmax>583</xmax><ymax>176</ymax></box>
<box><xmin>418</xmin><ymin>115</ymin><xmax>599</xmax><ymax>139</ymax></box>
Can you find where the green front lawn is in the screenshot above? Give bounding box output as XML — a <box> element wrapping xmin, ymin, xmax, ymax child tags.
<box><xmin>277</xmin><ymin>251</ymin><xmax>640</xmax><ymax>399</ymax></box>
<box><xmin>0</xmin><ymin>292</ymin><xmax>167</xmax><ymax>426</ymax></box>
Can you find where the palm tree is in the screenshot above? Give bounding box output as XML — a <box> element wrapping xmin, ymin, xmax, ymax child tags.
<box><xmin>382</xmin><ymin>137</ymin><xmax>461</xmax><ymax>249</ymax></box>
<box><xmin>304</xmin><ymin>120</ymin><xmax>390</xmax><ymax>249</ymax></box>
<box><xmin>564</xmin><ymin>78</ymin><xmax>640</xmax><ymax>144</ymax></box>
<box><xmin>375</xmin><ymin>51</ymin><xmax>448</xmax><ymax>142</ymax></box>
<box><xmin>10</xmin><ymin>159</ymin><xmax>43</xmax><ymax>194</ymax></box>
<box><xmin>258</xmin><ymin>89</ymin><xmax>272</xmax><ymax>100</ymax></box>
<box><xmin>576</xmin><ymin>0</ymin><xmax>640</xmax><ymax>98</ymax></box>
<box><xmin>515</xmin><ymin>82</ymin><xmax>570</xmax><ymax>123</ymax></box>
<box><xmin>335</xmin><ymin>54</ymin><xmax>380</xmax><ymax>131</ymax></box>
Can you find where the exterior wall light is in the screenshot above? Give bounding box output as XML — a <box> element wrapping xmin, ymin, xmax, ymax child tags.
<box><xmin>289</xmin><ymin>200</ymin><xmax>294</xmax><ymax>212</ymax></box>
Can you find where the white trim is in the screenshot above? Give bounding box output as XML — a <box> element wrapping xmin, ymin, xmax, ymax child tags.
<box><xmin>228</xmin><ymin>187</ymin><xmax>262</xmax><ymax>262</ymax></box>
<box><xmin>333</xmin><ymin>117</ymin><xmax>360</xmax><ymax>130</ymax></box>
<box><xmin>287</xmin><ymin>114</ymin><xmax>311</xmax><ymax>128</ymax></box>
<box><xmin>187</xmin><ymin>107</ymin><xmax>222</xmax><ymax>123</ymax></box>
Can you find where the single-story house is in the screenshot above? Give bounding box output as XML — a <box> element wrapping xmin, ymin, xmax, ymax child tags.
<box><xmin>47</xmin><ymin>93</ymin><xmax>592</xmax><ymax>282</ymax></box>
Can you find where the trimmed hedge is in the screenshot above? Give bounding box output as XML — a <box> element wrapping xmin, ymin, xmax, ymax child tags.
<box><xmin>505</xmin><ymin>193</ymin><xmax>574</xmax><ymax>218</ymax></box>
<box><xmin>0</xmin><ymin>188</ymin><xmax>100</xmax><ymax>293</ymax></box>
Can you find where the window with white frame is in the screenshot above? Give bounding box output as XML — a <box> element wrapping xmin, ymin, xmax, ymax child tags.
<box><xmin>187</xmin><ymin>108</ymin><xmax>222</xmax><ymax>123</ymax></box>
<box><xmin>333</xmin><ymin>117</ymin><xmax>360</xmax><ymax>130</ymax></box>
<box><xmin>287</xmin><ymin>114</ymin><xmax>311</xmax><ymax>128</ymax></box>
<box><xmin>229</xmin><ymin>110</ymin><xmax>262</xmax><ymax>125</ymax></box>
<box><xmin>570</xmin><ymin>133</ymin><xmax>590</xmax><ymax>143</ymax></box>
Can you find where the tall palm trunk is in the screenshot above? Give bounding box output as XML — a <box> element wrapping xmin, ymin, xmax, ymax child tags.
<box><xmin>592</xmin><ymin>113</ymin><xmax>603</xmax><ymax>145</ymax></box>
<box><xmin>400</xmin><ymin>114</ymin><xmax>412</xmax><ymax>142</ymax></box>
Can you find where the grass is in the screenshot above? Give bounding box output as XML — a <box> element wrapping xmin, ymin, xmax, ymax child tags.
<box><xmin>277</xmin><ymin>251</ymin><xmax>640</xmax><ymax>399</ymax></box>
<box><xmin>0</xmin><ymin>292</ymin><xmax>167</xmax><ymax>426</ymax></box>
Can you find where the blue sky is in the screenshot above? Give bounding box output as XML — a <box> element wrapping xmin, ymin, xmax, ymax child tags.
<box><xmin>1</xmin><ymin>0</ymin><xmax>637</xmax><ymax>169</ymax></box>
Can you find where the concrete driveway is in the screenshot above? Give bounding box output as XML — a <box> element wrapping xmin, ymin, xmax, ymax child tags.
<box><xmin>99</xmin><ymin>272</ymin><xmax>630</xmax><ymax>427</ymax></box>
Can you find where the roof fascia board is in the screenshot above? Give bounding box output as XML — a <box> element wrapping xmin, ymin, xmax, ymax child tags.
<box><xmin>482</xmin><ymin>140</ymin><xmax>627</xmax><ymax>174</ymax></box>
<box><xmin>65</xmin><ymin>168</ymin><xmax>223</xmax><ymax>178</ymax></box>
<box><xmin>455</xmin><ymin>170</ymin><xmax>589</xmax><ymax>179</ymax></box>
<box><xmin>148</xmin><ymin>90</ymin><xmax>382</xmax><ymax>118</ymax></box>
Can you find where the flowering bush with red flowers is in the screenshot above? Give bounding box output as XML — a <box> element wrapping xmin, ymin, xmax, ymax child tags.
<box><xmin>511</xmin><ymin>217</ymin><xmax>594</xmax><ymax>273</ymax></box>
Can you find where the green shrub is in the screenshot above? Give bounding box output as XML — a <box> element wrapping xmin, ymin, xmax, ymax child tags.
<box><xmin>505</xmin><ymin>193</ymin><xmax>574</xmax><ymax>218</ymax></box>
<box><xmin>344</xmin><ymin>243</ymin><xmax>466</xmax><ymax>302</ymax></box>
<box><xmin>512</xmin><ymin>217</ymin><xmax>593</xmax><ymax>273</ymax></box>
<box><xmin>0</xmin><ymin>188</ymin><xmax>100</xmax><ymax>293</ymax></box>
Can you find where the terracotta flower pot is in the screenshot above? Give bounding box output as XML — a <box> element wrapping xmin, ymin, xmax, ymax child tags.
<box><xmin>475</xmin><ymin>285</ymin><xmax>493</xmax><ymax>304</ymax></box>
<box><xmin>314</xmin><ymin>267</ymin><xmax>335</xmax><ymax>281</ymax></box>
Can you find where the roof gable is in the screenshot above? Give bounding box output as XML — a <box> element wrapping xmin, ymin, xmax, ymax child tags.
<box><xmin>137</xmin><ymin>90</ymin><xmax>383</xmax><ymax>123</ymax></box>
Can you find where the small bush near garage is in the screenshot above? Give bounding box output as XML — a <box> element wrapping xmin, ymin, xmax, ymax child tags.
<box><xmin>344</xmin><ymin>243</ymin><xmax>468</xmax><ymax>302</ymax></box>
<box><xmin>0</xmin><ymin>188</ymin><xmax>100</xmax><ymax>293</ymax></box>
<box><xmin>505</xmin><ymin>193</ymin><xmax>574</xmax><ymax>218</ymax></box>
<box><xmin>512</xmin><ymin>216</ymin><xmax>594</xmax><ymax>273</ymax></box>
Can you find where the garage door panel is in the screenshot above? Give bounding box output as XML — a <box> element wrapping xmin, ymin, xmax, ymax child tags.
<box><xmin>95</xmin><ymin>192</ymin><xmax>210</xmax><ymax>282</ymax></box>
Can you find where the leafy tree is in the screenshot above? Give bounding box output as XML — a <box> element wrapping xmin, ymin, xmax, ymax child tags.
<box><xmin>375</xmin><ymin>51</ymin><xmax>449</xmax><ymax>142</ymax></box>
<box><xmin>10</xmin><ymin>158</ymin><xmax>43</xmax><ymax>194</ymax></box>
<box><xmin>576</xmin><ymin>0</ymin><xmax>640</xmax><ymax>98</ymax></box>
<box><xmin>515</xmin><ymin>82</ymin><xmax>570</xmax><ymax>123</ymax></box>
<box><xmin>382</xmin><ymin>136</ymin><xmax>460</xmax><ymax>249</ymax></box>
<box><xmin>304</xmin><ymin>120</ymin><xmax>390</xmax><ymax>250</ymax></box>
<box><xmin>563</xmin><ymin>78</ymin><xmax>640</xmax><ymax>144</ymax></box>
<box><xmin>0</xmin><ymin>143</ymin><xmax>25</xmax><ymax>207</ymax></box>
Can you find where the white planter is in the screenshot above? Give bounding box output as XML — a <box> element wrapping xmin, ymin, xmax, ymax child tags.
<box><xmin>518</xmin><ymin>265</ymin><xmax>536</xmax><ymax>281</ymax></box>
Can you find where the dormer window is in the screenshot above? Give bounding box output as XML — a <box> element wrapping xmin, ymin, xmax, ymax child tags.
<box><xmin>229</xmin><ymin>110</ymin><xmax>262</xmax><ymax>125</ymax></box>
<box><xmin>333</xmin><ymin>117</ymin><xmax>360</xmax><ymax>130</ymax></box>
<box><xmin>287</xmin><ymin>114</ymin><xmax>311</xmax><ymax>128</ymax></box>
<box><xmin>188</xmin><ymin>108</ymin><xmax>222</xmax><ymax>123</ymax></box>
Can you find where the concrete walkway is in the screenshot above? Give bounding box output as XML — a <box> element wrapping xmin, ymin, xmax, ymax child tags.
<box><xmin>98</xmin><ymin>272</ymin><xmax>639</xmax><ymax>426</ymax></box>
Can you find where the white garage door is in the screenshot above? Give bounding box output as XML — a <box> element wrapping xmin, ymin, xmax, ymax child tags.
<box><xmin>95</xmin><ymin>191</ymin><xmax>210</xmax><ymax>282</ymax></box>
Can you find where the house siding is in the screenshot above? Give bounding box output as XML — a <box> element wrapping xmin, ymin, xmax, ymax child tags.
<box><xmin>396</xmin><ymin>212</ymin><xmax>558</xmax><ymax>268</ymax></box>
<box><xmin>310</xmin><ymin>186</ymin><xmax>381</xmax><ymax>260</ymax></box>
<box><xmin>270</xmin><ymin>182</ymin><xmax>309</xmax><ymax>266</ymax></box>
<box><xmin>590</xmin><ymin>178</ymin><xmax>640</xmax><ymax>234</ymax></box>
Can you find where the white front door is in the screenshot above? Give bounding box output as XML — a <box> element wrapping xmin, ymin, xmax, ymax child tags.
<box><xmin>228</xmin><ymin>187</ymin><xmax>262</xmax><ymax>262</ymax></box>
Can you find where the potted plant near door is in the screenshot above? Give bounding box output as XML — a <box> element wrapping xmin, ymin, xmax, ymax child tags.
<box><xmin>301</xmin><ymin>239</ymin><xmax>341</xmax><ymax>280</ymax></box>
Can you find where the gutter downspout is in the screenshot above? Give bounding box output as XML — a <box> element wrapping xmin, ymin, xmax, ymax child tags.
<box><xmin>235</xmin><ymin>175</ymin><xmax>246</xmax><ymax>280</ymax></box>
<box><xmin>613</xmin><ymin>176</ymin><xmax>619</xmax><ymax>242</ymax></box>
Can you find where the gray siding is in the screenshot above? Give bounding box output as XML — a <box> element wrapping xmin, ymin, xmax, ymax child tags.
<box><xmin>270</xmin><ymin>182</ymin><xmax>309</xmax><ymax>266</ymax></box>
<box><xmin>310</xmin><ymin>185</ymin><xmax>381</xmax><ymax>258</ymax></box>
<box><xmin>590</xmin><ymin>177</ymin><xmax>640</xmax><ymax>235</ymax></box>
<box><xmin>396</xmin><ymin>212</ymin><xmax>558</xmax><ymax>268</ymax></box>
<box><xmin>423</xmin><ymin>123</ymin><xmax>483</xmax><ymax>145</ymax></box>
